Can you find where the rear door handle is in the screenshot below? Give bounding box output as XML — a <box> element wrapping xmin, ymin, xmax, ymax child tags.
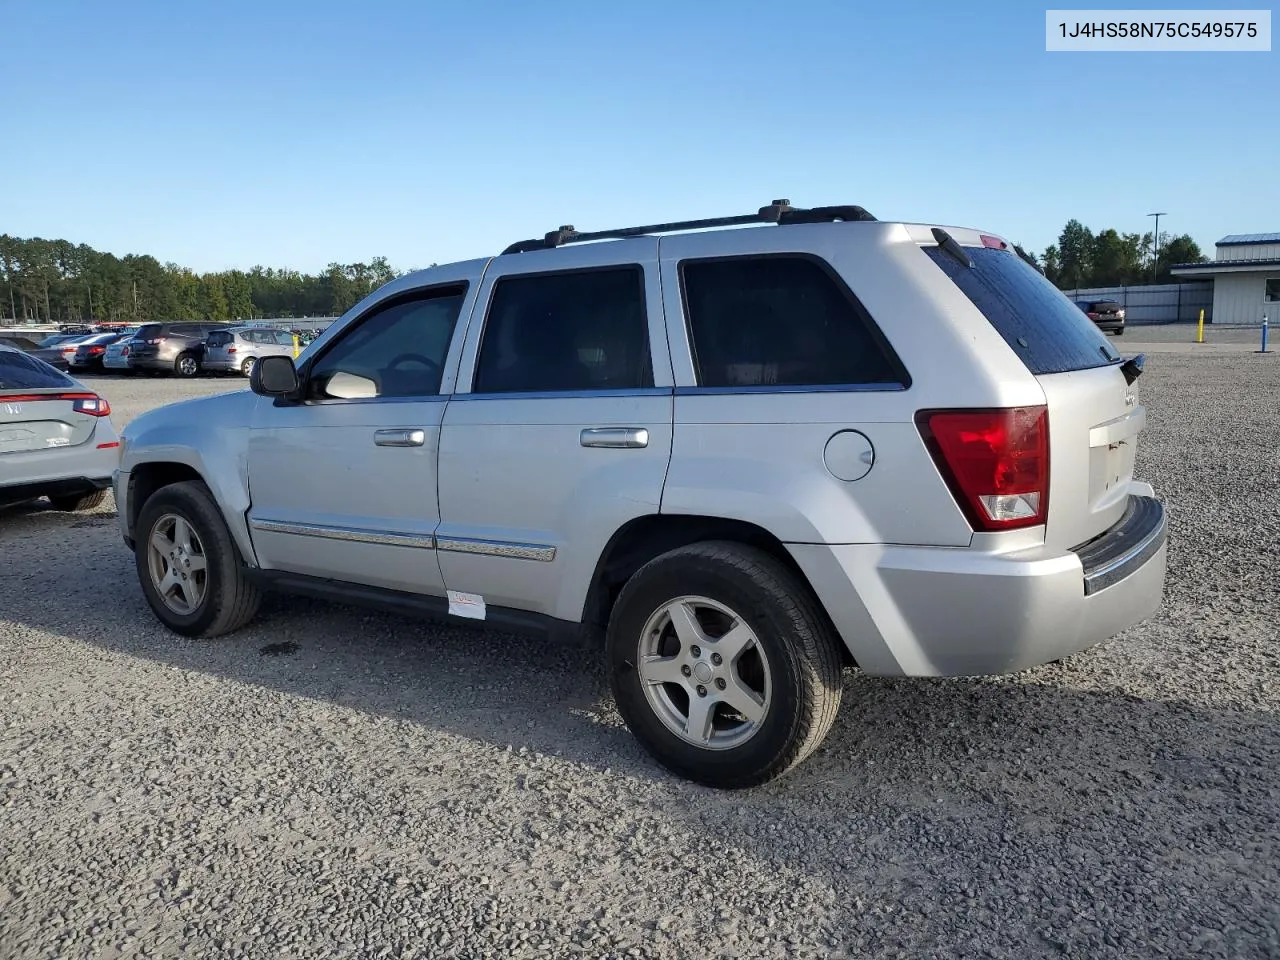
<box><xmin>374</xmin><ymin>428</ymin><xmax>426</xmax><ymax>447</ymax></box>
<box><xmin>580</xmin><ymin>427</ymin><xmax>649</xmax><ymax>449</ymax></box>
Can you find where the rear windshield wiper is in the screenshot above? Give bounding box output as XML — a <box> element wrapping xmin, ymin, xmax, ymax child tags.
<box><xmin>931</xmin><ymin>228</ymin><xmax>973</xmax><ymax>269</ymax></box>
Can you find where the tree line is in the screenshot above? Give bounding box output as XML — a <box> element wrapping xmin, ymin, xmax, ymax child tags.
<box><xmin>0</xmin><ymin>234</ymin><xmax>409</xmax><ymax>325</ymax></box>
<box><xmin>2</xmin><ymin>220</ymin><xmax>1213</xmax><ymax>326</ymax></box>
<box><xmin>1034</xmin><ymin>219</ymin><xmax>1207</xmax><ymax>290</ymax></box>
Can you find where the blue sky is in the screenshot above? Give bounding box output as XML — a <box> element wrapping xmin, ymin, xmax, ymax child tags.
<box><xmin>3</xmin><ymin>0</ymin><xmax>1275</xmax><ymax>273</ymax></box>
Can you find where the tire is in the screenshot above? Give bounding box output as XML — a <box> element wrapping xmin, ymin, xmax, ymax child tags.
<box><xmin>606</xmin><ymin>541</ymin><xmax>843</xmax><ymax>789</ymax></box>
<box><xmin>174</xmin><ymin>353</ymin><xmax>200</xmax><ymax>378</ymax></box>
<box><xmin>1114</xmin><ymin>327</ymin><xmax>1125</xmax><ymax>336</ymax></box>
<box><xmin>240</xmin><ymin>356</ymin><xmax>256</xmax><ymax>378</ymax></box>
<box><xmin>134</xmin><ymin>480</ymin><xmax>262</xmax><ymax>637</ymax></box>
<box><xmin>48</xmin><ymin>489</ymin><xmax>107</xmax><ymax>512</ymax></box>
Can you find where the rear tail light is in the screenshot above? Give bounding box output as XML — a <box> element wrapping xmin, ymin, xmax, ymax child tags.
<box><xmin>916</xmin><ymin>406</ymin><xmax>1049</xmax><ymax>531</ymax></box>
<box><xmin>89</xmin><ymin>346</ymin><xmax>105</xmax><ymax>355</ymax></box>
<box><xmin>121</xmin><ymin>346</ymin><xmax>130</xmax><ymax>356</ymax></box>
<box><xmin>72</xmin><ymin>396</ymin><xmax>112</xmax><ymax>417</ymax></box>
<box><xmin>2</xmin><ymin>392</ymin><xmax>112</xmax><ymax>417</ymax></box>
<box><xmin>226</xmin><ymin>345</ymin><xmax>237</xmax><ymax>354</ymax></box>
<box><xmin>1087</xmin><ymin>312</ymin><xmax>1100</xmax><ymax>320</ymax></box>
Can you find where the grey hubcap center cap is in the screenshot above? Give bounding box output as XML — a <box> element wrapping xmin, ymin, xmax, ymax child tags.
<box><xmin>693</xmin><ymin>661</ymin><xmax>713</xmax><ymax>683</ymax></box>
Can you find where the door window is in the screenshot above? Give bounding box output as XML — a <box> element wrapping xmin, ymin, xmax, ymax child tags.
<box><xmin>680</xmin><ymin>255</ymin><xmax>906</xmax><ymax>388</ymax></box>
<box><xmin>473</xmin><ymin>267</ymin><xmax>652</xmax><ymax>394</ymax></box>
<box><xmin>305</xmin><ymin>286</ymin><xmax>467</xmax><ymax>400</ymax></box>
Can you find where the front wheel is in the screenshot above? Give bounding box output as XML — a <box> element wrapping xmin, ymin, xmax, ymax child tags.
<box><xmin>606</xmin><ymin>541</ymin><xmax>843</xmax><ymax>789</ymax></box>
<box><xmin>135</xmin><ymin>480</ymin><xmax>262</xmax><ymax>637</ymax></box>
<box><xmin>240</xmin><ymin>356</ymin><xmax>256</xmax><ymax>378</ymax></box>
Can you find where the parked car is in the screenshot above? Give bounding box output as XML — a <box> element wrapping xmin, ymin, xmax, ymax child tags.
<box><xmin>201</xmin><ymin>326</ymin><xmax>298</xmax><ymax>377</ymax></box>
<box><xmin>102</xmin><ymin>336</ymin><xmax>135</xmax><ymax>373</ymax></box>
<box><xmin>28</xmin><ymin>334</ymin><xmax>97</xmax><ymax>370</ymax></box>
<box><xmin>0</xmin><ymin>343</ymin><xmax>119</xmax><ymax>511</ymax></box>
<box><xmin>114</xmin><ymin>200</ymin><xmax>1167</xmax><ymax>788</ymax></box>
<box><xmin>1075</xmin><ymin>299</ymin><xmax>1126</xmax><ymax>336</ymax></box>
<box><xmin>69</xmin><ymin>332</ymin><xmax>134</xmax><ymax>373</ymax></box>
<box><xmin>127</xmin><ymin>322</ymin><xmax>231</xmax><ymax>377</ymax></box>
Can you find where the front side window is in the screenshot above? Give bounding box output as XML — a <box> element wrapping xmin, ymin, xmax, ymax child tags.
<box><xmin>473</xmin><ymin>267</ymin><xmax>652</xmax><ymax>394</ymax></box>
<box><xmin>680</xmin><ymin>255</ymin><xmax>906</xmax><ymax>388</ymax></box>
<box><xmin>1265</xmin><ymin>278</ymin><xmax>1280</xmax><ymax>303</ymax></box>
<box><xmin>306</xmin><ymin>286</ymin><xmax>466</xmax><ymax>400</ymax></box>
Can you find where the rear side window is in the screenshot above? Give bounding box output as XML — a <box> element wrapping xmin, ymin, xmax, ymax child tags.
<box><xmin>680</xmin><ymin>255</ymin><xmax>907</xmax><ymax>389</ymax></box>
<box><xmin>0</xmin><ymin>350</ymin><xmax>76</xmax><ymax>389</ymax></box>
<box><xmin>925</xmin><ymin>246</ymin><xmax>1121</xmax><ymax>374</ymax></box>
<box><xmin>474</xmin><ymin>267</ymin><xmax>653</xmax><ymax>394</ymax></box>
<box><xmin>206</xmin><ymin>331</ymin><xmax>233</xmax><ymax>347</ymax></box>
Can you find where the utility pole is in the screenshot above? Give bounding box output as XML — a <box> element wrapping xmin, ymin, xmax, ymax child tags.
<box><xmin>1148</xmin><ymin>212</ymin><xmax>1167</xmax><ymax>283</ymax></box>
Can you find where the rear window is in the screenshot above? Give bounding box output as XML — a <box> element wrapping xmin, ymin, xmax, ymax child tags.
<box><xmin>0</xmin><ymin>350</ymin><xmax>76</xmax><ymax>389</ymax></box>
<box><xmin>925</xmin><ymin>246</ymin><xmax>1122</xmax><ymax>374</ymax></box>
<box><xmin>135</xmin><ymin>324</ymin><xmax>162</xmax><ymax>339</ymax></box>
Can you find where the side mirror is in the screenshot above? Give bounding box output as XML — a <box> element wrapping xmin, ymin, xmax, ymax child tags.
<box><xmin>251</xmin><ymin>355</ymin><xmax>300</xmax><ymax>397</ymax></box>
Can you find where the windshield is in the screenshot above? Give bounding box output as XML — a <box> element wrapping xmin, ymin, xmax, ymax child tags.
<box><xmin>925</xmin><ymin>245</ymin><xmax>1122</xmax><ymax>374</ymax></box>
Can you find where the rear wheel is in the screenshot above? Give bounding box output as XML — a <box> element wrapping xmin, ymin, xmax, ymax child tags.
<box><xmin>240</xmin><ymin>356</ymin><xmax>256</xmax><ymax>378</ymax></box>
<box><xmin>174</xmin><ymin>353</ymin><xmax>200</xmax><ymax>378</ymax></box>
<box><xmin>48</xmin><ymin>489</ymin><xmax>107</xmax><ymax>512</ymax></box>
<box><xmin>135</xmin><ymin>481</ymin><xmax>262</xmax><ymax>637</ymax></box>
<box><xmin>606</xmin><ymin>541</ymin><xmax>843</xmax><ymax>789</ymax></box>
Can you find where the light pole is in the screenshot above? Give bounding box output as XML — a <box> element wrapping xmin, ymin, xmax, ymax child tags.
<box><xmin>1148</xmin><ymin>212</ymin><xmax>1167</xmax><ymax>282</ymax></box>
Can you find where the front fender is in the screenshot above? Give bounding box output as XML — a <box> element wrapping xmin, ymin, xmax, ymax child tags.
<box><xmin>119</xmin><ymin>392</ymin><xmax>260</xmax><ymax>567</ymax></box>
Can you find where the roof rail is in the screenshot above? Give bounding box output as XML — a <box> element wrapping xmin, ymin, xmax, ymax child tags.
<box><xmin>500</xmin><ymin>199</ymin><xmax>877</xmax><ymax>255</ymax></box>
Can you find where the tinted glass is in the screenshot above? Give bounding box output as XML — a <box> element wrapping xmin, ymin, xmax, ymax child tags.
<box><xmin>307</xmin><ymin>287</ymin><xmax>466</xmax><ymax>400</ymax></box>
<box><xmin>135</xmin><ymin>324</ymin><xmax>162</xmax><ymax>339</ymax></box>
<box><xmin>925</xmin><ymin>246</ymin><xmax>1121</xmax><ymax>374</ymax></box>
<box><xmin>681</xmin><ymin>256</ymin><xmax>904</xmax><ymax>388</ymax></box>
<box><xmin>474</xmin><ymin>268</ymin><xmax>652</xmax><ymax>394</ymax></box>
<box><xmin>206</xmin><ymin>331</ymin><xmax>234</xmax><ymax>347</ymax></box>
<box><xmin>0</xmin><ymin>350</ymin><xmax>76</xmax><ymax>389</ymax></box>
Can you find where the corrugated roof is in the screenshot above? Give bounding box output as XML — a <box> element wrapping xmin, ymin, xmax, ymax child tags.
<box><xmin>1218</xmin><ymin>233</ymin><xmax>1280</xmax><ymax>246</ymax></box>
<box><xmin>1171</xmin><ymin>257</ymin><xmax>1280</xmax><ymax>271</ymax></box>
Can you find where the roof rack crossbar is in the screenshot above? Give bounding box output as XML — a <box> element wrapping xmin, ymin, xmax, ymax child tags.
<box><xmin>500</xmin><ymin>199</ymin><xmax>877</xmax><ymax>254</ymax></box>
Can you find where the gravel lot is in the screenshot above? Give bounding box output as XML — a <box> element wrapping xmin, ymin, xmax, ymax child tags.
<box><xmin>3</xmin><ymin>339</ymin><xmax>1279</xmax><ymax>960</ymax></box>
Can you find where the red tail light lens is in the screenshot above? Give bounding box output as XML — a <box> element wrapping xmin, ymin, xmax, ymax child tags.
<box><xmin>226</xmin><ymin>345</ymin><xmax>237</xmax><ymax>353</ymax></box>
<box><xmin>1087</xmin><ymin>312</ymin><xmax>1100</xmax><ymax>320</ymax></box>
<box><xmin>72</xmin><ymin>396</ymin><xmax>112</xmax><ymax>417</ymax></box>
<box><xmin>916</xmin><ymin>406</ymin><xmax>1049</xmax><ymax>531</ymax></box>
<box><xmin>89</xmin><ymin>346</ymin><xmax>105</xmax><ymax>355</ymax></box>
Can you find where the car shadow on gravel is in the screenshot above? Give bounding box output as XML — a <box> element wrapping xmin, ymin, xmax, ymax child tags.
<box><xmin>6</xmin><ymin>510</ymin><xmax>1280</xmax><ymax>954</ymax></box>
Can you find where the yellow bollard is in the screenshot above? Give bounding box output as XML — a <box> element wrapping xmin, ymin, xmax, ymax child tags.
<box><xmin>1196</xmin><ymin>309</ymin><xmax>1205</xmax><ymax>344</ymax></box>
<box><xmin>293</xmin><ymin>334</ymin><xmax>300</xmax><ymax>359</ymax></box>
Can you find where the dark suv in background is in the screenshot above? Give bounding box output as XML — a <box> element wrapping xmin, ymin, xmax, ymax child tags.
<box><xmin>1074</xmin><ymin>299</ymin><xmax>1126</xmax><ymax>336</ymax></box>
<box><xmin>128</xmin><ymin>322</ymin><xmax>232</xmax><ymax>377</ymax></box>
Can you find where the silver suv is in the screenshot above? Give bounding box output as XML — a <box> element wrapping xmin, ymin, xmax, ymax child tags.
<box><xmin>202</xmin><ymin>326</ymin><xmax>298</xmax><ymax>377</ymax></box>
<box><xmin>114</xmin><ymin>200</ymin><xmax>1168</xmax><ymax>788</ymax></box>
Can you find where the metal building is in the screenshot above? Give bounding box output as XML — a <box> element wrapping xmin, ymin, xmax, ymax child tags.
<box><xmin>1171</xmin><ymin>233</ymin><xmax>1280</xmax><ymax>325</ymax></box>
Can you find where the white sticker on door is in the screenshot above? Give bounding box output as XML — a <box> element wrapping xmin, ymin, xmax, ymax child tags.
<box><xmin>447</xmin><ymin>590</ymin><xmax>487</xmax><ymax>620</ymax></box>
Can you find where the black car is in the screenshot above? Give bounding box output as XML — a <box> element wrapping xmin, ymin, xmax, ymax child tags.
<box><xmin>68</xmin><ymin>332</ymin><xmax>130</xmax><ymax>372</ymax></box>
<box><xmin>1075</xmin><ymin>299</ymin><xmax>1126</xmax><ymax>336</ymax></box>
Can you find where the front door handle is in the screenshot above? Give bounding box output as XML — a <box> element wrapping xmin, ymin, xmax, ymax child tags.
<box><xmin>580</xmin><ymin>427</ymin><xmax>649</xmax><ymax>449</ymax></box>
<box><xmin>374</xmin><ymin>428</ymin><xmax>426</xmax><ymax>447</ymax></box>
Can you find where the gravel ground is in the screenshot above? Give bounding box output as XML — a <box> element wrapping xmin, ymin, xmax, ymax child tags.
<box><xmin>2</xmin><ymin>346</ymin><xmax>1279</xmax><ymax>960</ymax></box>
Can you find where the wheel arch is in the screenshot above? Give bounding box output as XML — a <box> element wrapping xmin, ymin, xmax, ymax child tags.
<box><xmin>580</xmin><ymin>513</ymin><xmax>852</xmax><ymax>665</ymax></box>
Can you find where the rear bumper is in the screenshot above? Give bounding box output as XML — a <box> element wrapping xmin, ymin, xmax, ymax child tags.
<box><xmin>788</xmin><ymin>487</ymin><xmax>1167</xmax><ymax>677</ymax></box>
<box><xmin>201</xmin><ymin>357</ymin><xmax>240</xmax><ymax>371</ymax></box>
